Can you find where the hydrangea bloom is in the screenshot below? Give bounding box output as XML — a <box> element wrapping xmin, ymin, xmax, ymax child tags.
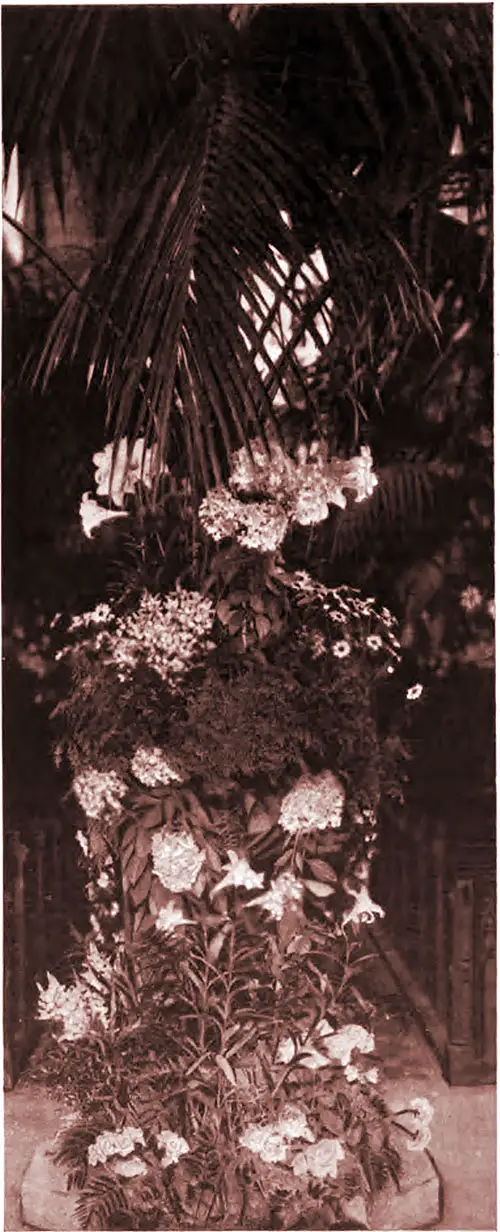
<box><xmin>212</xmin><ymin>851</ymin><xmax>265</xmax><ymax>895</ymax></box>
<box><xmin>93</xmin><ymin>437</ymin><xmax>167</xmax><ymax>507</ymax></box>
<box><xmin>155</xmin><ymin>902</ymin><xmax>193</xmax><ymax>935</ymax></box>
<box><xmin>37</xmin><ymin>971</ymin><xmax>109</xmax><ymax>1041</ymax></box>
<box><xmin>199</xmin><ymin>487</ymin><xmax>289</xmax><ymax>552</ymax></box>
<box><xmin>131</xmin><ymin>745</ymin><xmax>183</xmax><ymax>787</ymax></box>
<box><xmin>69</xmin><ymin>603</ymin><xmax>113</xmax><ymax>630</ymax></box>
<box><xmin>342</xmin><ymin>885</ymin><xmax>385</xmax><ymax>929</ymax></box>
<box><xmin>151</xmin><ymin>829</ymin><xmax>205</xmax><ymax>893</ymax></box>
<box><xmin>278</xmin><ymin>771</ymin><xmax>345</xmax><ymax>835</ymax></box>
<box><xmin>292</xmin><ymin>1138</ymin><xmax>345</xmax><ymax>1179</ymax></box>
<box><xmin>111</xmin><ymin>589</ymin><xmax>214</xmax><ymax>684</ymax></box>
<box><xmin>113</xmin><ymin>1156</ymin><xmax>148</xmax><ymax>1178</ymax></box>
<box><xmin>249</xmin><ymin>872</ymin><xmax>303</xmax><ymax>920</ymax></box>
<box><xmin>88</xmin><ymin>1127</ymin><xmax>145</xmax><ymax>1167</ymax></box>
<box><xmin>156</xmin><ymin>1130</ymin><xmax>190</xmax><ymax>1167</ymax></box>
<box><xmin>72</xmin><ymin>768</ymin><xmax>127</xmax><ymax>822</ymax></box>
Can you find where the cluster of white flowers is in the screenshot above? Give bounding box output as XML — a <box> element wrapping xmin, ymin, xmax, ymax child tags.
<box><xmin>109</xmin><ymin>589</ymin><xmax>215</xmax><ymax>684</ymax></box>
<box><xmin>131</xmin><ymin>745</ymin><xmax>183</xmax><ymax>787</ymax></box>
<box><xmin>37</xmin><ymin>969</ymin><xmax>109</xmax><ymax>1041</ymax></box>
<box><xmin>230</xmin><ymin>440</ymin><xmax>377</xmax><ymax>520</ymax></box>
<box><xmin>88</xmin><ymin>1126</ymin><xmax>145</xmax><ymax>1167</ymax></box>
<box><xmin>151</xmin><ymin>829</ymin><xmax>205</xmax><ymax>894</ymax></box>
<box><xmin>72</xmin><ymin>768</ymin><xmax>127</xmax><ymax>823</ymax></box>
<box><xmin>248</xmin><ymin>871</ymin><xmax>303</xmax><ymax>921</ymax></box>
<box><xmin>212</xmin><ymin>851</ymin><xmax>265</xmax><ymax>895</ymax></box>
<box><xmin>277</xmin><ymin>1020</ymin><xmax>375</xmax><ymax>1072</ymax></box>
<box><xmin>278</xmin><ymin>771</ymin><xmax>345</xmax><ymax>835</ymax></box>
<box><xmin>69</xmin><ymin>604</ymin><xmax>113</xmax><ymax>631</ymax></box>
<box><xmin>156</xmin><ymin>1130</ymin><xmax>190</xmax><ymax>1167</ymax></box>
<box><xmin>200</xmin><ymin>443</ymin><xmax>378</xmax><ymax>551</ymax></box>
<box><xmin>199</xmin><ymin>487</ymin><xmax>289</xmax><ymax>553</ymax></box>
<box><xmin>292</xmin><ymin>1137</ymin><xmax>345</xmax><ymax>1180</ymax></box>
<box><xmin>342</xmin><ymin>884</ymin><xmax>385</xmax><ymax>930</ymax></box>
<box><xmin>155</xmin><ymin>902</ymin><xmax>193</xmax><ymax>936</ymax></box>
<box><xmin>240</xmin><ymin>1106</ymin><xmax>314</xmax><ymax>1165</ymax></box>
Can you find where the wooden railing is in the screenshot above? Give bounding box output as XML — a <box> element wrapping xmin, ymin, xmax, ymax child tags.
<box><xmin>4</xmin><ymin>819</ymin><xmax>87</xmax><ymax>1088</ymax></box>
<box><xmin>372</xmin><ymin>800</ymin><xmax>496</xmax><ymax>1085</ymax></box>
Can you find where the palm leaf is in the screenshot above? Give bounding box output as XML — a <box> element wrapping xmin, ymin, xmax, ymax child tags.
<box><xmin>325</xmin><ymin>461</ymin><xmax>460</xmax><ymax>563</ymax></box>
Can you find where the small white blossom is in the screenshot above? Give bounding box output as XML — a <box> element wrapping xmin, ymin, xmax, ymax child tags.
<box><xmin>366</xmin><ymin>634</ymin><xmax>383</xmax><ymax>651</ymax></box>
<box><xmin>212</xmin><ymin>850</ymin><xmax>265</xmax><ymax>895</ymax></box>
<box><xmin>342</xmin><ymin>885</ymin><xmax>385</xmax><ymax>929</ymax></box>
<box><xmin>131</xmin><ymin>745</ymin><xmax>183</xmax><ymax>787</ymax></box>
<box><xmin>249</xmin><ymin>872</ymin><xmax>303</xmax><ymax>921</ymax></box>
<box><xmin>75</xmin><ymin>830</ymin><xmax>89</xmax><ymax>857</ymax></box>
<box><xmin>156</xmin><ymin>1130</ymin><xmax>190</xmax><ymax>1167</ymax></box>
<box><xmin>88</xmin><ymin>1127</ymin><xmax>145</xmax><ymax>1167</ymax></box>
<box><xmin>406</xmin><ymin>683</ymin><xmax>423</xmax><ymax>701</ymax></box>
<box><xmin>317</xmin><ymin>1020</ymin><xmax>375</xmax><ymax>1067</ymax></box>
<box><xmin>343</xmin><ymin>446</ymin><xmax>378</xmax><ymax>503</ymax></box>
<box><xmin>332</xmin><ymin>639</ymin><xmax>351</xmax><ymax>659</ymax></box>
<box><xmin>239</xmin><ymin>1125</ymin><xmax>288</xmax><ymax>1165</ymax></box>
<box><xmin>113</xmin><ymin>1156</ymin><xmax>148</xmax><ymax>1178</ymax></box>
<box><xmin>406</xmin><ymin>1098</ymin><xmax>434</xmax><ymax>1152</ymax></box>
<box><xmin>155</xmin><ymin>902</ymin><xmax>193</xmax><ymax>935</ymax></box>
<box><xmin>345</xmin><ymin>1063</ymin><xmax>379</xmax><ymax>1085</ymax></box>
<box><xmin>79</xmin><ymin>493</ymin><xmax>129</xmax><ymax>539</ymax></box>
<box><xmin>278</xmin><ymin>771</ymin><xmax>345</xmax><ymax>835</ymax></box>
<box><xmin>486</xmin><ymin>598</ymin><xmax>495</xmax><ymax>619</ymax></box>
<box><xmin>93</xmin><ymin>437</ymin><xmax>167</xmax><ymax>507</ymax></box>
<box><xmin>72</xmin><ymin>768</ymin><xmax>127</xmax><ymax>823</ymax></box>
<box><xmin>151</xmin><ymin>829</ymin><xmax>205</xmax><ymax>894</ymax></box>
<box><xmin>96</xmin><ymin>871</ymin><xmax>111</xmax><ymax>890</ymax></box>
<box><xmin>277</xmin><ymin>1106</ymin><xmax>315</xmax><ymax>1144</ymax></box>
<box><xmin>460</xmin><ymin>585</ymin><xmax>483</xmax><ymax>613</ymax></box>
<box><xmin>292</xmin><ymin>1138</ymin><xmax>345</xmax><ymax>1180</ymax></box>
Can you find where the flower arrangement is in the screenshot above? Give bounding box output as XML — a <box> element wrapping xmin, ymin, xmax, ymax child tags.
<box><xmin>30</xmin><ymin>437</ymin><xmax>433</xmax><ymax>1230</ymax></box>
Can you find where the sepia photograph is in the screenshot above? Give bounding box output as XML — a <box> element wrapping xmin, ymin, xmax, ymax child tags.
<box><xmin>2</xmin><ymin>4</ymin><xmax>495</xmax><ymax>1230</ymax></box>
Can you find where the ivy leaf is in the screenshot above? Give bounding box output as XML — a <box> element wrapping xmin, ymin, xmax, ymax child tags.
<box><xmin>216</xmin><ymin>599</ymin><xmax>233</xmax><ymax>625</ymax></box>
<box><xmin>304</xmin><ymin>879</ymin><xmax>336</xmax><ymax>898</ymax></box>
<box><xmin>140</xmin><ymin>802</ymin><xmax>164</xmax><ymax>830</ymax></box>
<box><xmin>318</xmin><ymin>1106</ymin><xmax>345</xmax><ymax>1135</ymax></box>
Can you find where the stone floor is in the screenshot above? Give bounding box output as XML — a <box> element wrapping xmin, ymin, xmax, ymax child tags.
<box><xmin>4</xmin><ymin>951</ymin><xmax>496</xmax><ymax>1231</ymax></box>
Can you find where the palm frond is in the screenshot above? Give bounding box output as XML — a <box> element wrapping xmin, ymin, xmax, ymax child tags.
<box><xmin>323</xmin><ymin>461</ymin><xmax>461</xmax><ymax>564</ymax></box>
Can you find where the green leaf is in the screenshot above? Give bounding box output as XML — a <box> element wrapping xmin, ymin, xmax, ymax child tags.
<box><xmin>129</xmin><ymin>864</ymin><xmax>152</xmax><ymax>906</ymax></box>
<box><xmin>306</xmin><ymin>858</ymin><xmax>338</xmax><ymax>885</ymax></box>
<box><xmin>216</xmin><ymin>1054</ymin><xmax>237</xmax><ymax>1085</ymax></box>
<box><xmin>304</xmin><ymin>879</ymin><xmax>335</xmax><ymax>898</ymax></box>
<box><xmin>255</xmin><ymin>614</ymin><xmax>272</xmax><ymax>640</ymax></box>
<box><xmin>247</xmin><ymin>804</ymin><xmax>274</xmax><ymax>834</ymax></box>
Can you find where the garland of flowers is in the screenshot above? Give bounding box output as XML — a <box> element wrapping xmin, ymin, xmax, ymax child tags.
<box><xmin>32</xmin><ymin>438</ymin><xmax>432</xmax><ymax>1231</ymax></box>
